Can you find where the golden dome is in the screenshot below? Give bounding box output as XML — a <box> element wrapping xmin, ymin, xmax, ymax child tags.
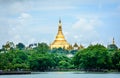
<box><xmin>50</xmin><ymin>19</ymin><xmax>70</xmax><ymax>49</ymax></box>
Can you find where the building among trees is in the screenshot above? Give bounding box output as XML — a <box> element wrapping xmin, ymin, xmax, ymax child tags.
<box><xmin>50</xmin><ymin>19</ymin><xmax>70</xmax><ymax>49</ymax></box>
<box><xmin>2</xmin><ymin>41</ymin><xmax>15</xmax><ymax>50</ymax></box>
<box><xmin>50</xmin><ymin>19</ymin><xmax>84</xmax><ymax>50</ymax></box>
<box><xmin>107</xmin><ymin>38</ymin><xmax>118</xmax><ymax>51</ymax></box>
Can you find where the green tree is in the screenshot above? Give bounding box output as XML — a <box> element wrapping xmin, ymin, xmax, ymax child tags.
<box><xmin>29</xmin><ymin>53</ymin><xmax>54</xmax><ymax>71</ymax></box>
<box><xmin>73</xmin><ymin>44</ymin><xmax>112</xmax><ymax>71</ymax></box>
<box><xmin>111</xmin><ymin>50</ymin><xmax>120</xmax><ymax>71</ymax></box>
<box><xmin>35</xmin><ymin>42</ymin><xmax>49</xmax><ymax>53</ymax></box>
<box><xmin>50</xmin><ymin>47</ymin><xmax>69</xmax><ymax>54</ymax></box>
<box><xmin>58</xmin><ymin>60</ymin><xmax>71</xmax><ymax>69</ymax></box>
<box><xmin>16</xmin><ymin>43</ymin><xmax>25</xmax><ymax>50</ymax></box>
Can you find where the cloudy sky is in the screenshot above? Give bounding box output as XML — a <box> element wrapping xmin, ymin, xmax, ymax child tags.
<box><xmin>0</xmin><ymin>0</ymin><xmax>120</xmax><ymax>48</ymax></box>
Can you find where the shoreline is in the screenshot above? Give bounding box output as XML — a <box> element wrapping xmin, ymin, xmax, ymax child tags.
<box><xmin>0</xmin><ymin>71</ymin><xmax>31</xmax><ymax>75</ymax></box>
<box><xmin>0</xmin><ymin>70</ymin><xmax>120</xmax><ymax>75</ymax></box>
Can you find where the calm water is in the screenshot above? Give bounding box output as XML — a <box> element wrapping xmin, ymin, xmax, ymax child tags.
<box><xmin>0</xmin><ymin>72</ymin><xmax>120</xmax><ymax>78</ymax></box>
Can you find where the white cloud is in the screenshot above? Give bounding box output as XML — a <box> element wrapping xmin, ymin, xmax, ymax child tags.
<box><xmin>0</xmin><ymin>0</ymin><xmax>120</xmax><ymax>48</ymax></box>
<box><xmin>73</xmin><ymin>17</ymin><xmax>102</xmax><ymax>31</ymax></box>
<box><xmin>6</xmin><ymin>12</ymin><xmax>33</xmax><ymax>45</ymax></box>
<box><xmin>18</xmin><ymin>13</ymin><xmax>32</xmax><ymax>24</ymax></box>
<box><xmin>74</xmin><ymin>35</ymin><xmax>79</xmax><ymax>39</ymax></box>
<box><xmin>71</xmin><ymin>17</ymin><xmax>103</xmax><ymax>46</ymax></box>
<box><xmin>19</xmin><ymin>13</ymin><xmax>31</xmax><ymax>19</ymax></box>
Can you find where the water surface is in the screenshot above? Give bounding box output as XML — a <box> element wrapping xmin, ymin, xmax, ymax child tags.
<box><xmin>0</xmin><ymin>72</ymin><xmax>120</xmax><ymax>78</ymax></box>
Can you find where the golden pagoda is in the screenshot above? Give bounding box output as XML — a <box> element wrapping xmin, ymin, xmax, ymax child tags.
<box><xmin>50</xmin><ymin>19</ymin><xmax>70</xmax><ymax>49</ymax></box>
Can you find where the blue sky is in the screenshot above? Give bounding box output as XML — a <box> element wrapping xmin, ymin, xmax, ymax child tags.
<box><xmin>0</xmin><ymin>0</ymin><xmax>120</xmax><ymax>48</ymax></box>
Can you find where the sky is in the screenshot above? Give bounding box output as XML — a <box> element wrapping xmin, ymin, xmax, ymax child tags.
<box><xmin>0</xmin><ymin>0</ymin><xmax>120</xmax><ymax>48</ymax></box>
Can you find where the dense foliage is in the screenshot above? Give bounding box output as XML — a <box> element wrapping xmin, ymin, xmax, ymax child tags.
<box><xmin>0</xmin><ymin>42</ymin><xmax>73</xmax><ymax>71</ymax></box>
<box><xmin>0</xmin><ymin>42</ymin><xmax>120</xmax><ymax>72</ymax></box>
<box><xmin>73</xmin><ymin>44</ymin><xmax>120</xmax><ymax>71</ymax></box>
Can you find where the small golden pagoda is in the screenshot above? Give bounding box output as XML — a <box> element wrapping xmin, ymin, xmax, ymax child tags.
<box><xmin>50</xmin><ymin>19</ymin><xmax>70</xmax><ymax>49</ymax></box>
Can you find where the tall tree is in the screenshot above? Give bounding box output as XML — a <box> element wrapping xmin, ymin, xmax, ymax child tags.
<box><xmin>111</xmin><ymin>50</ymin><xmax>120</xmax><ymax>71</ymax></box>
<box><xmin>36</xmin><ymin>42</ymin><xmax>49</xmax><ymax>53</ymax></box>
<box><xmin>16</xmin><ymin>43</ymin><xmax>25</xmax><ymax>50</ymax></box>
<box><xmin>73</xmin><ymin>44</ymin><xmax>112</xmax><ymax>71</ymax></box>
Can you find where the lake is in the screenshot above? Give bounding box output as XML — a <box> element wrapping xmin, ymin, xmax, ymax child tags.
<box><xmin>0</xmin><ymin>72</ymin><xmax>120</xmax><ymax>78</ymax></box>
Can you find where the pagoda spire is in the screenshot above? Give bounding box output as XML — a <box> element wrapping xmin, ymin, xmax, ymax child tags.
<box><xmin>59</xmin><ymin>18</ymin><xmax>61</xmax><ymax>23</ymax></box>
<box><xmin>50</xmin><ymin>19</ymin><xmax>70</xmax><ymax>49</ymax></box>
<box><xmin>56</xmin><ymin>19</ymin><xmax>64</xmax><ymax>40</ymax></box>
<box><xmin>58</xmin><ymin>18</ymin><xmax>62</xmax><ymax>31</ymax></box>
<box><xmin>112</xmin><ymin>37</ymin><xmax>115</xmax><ymax>44</ymax></box>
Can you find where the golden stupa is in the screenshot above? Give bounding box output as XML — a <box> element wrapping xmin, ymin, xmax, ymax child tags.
<box><xmin>50</xmin><ymin>19</ymin><xmax>70</xmax><ymax>49</ymax></box>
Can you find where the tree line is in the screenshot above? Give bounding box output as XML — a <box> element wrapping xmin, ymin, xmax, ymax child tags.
<box><xmin>0</xmin><ymin>42</ymin><xmax>120</xmax><ymax>72</ymax></box>
<box><xmin>73</xmin><ymin>44</ymin><xmax>120</xmax><ymax>72</ymax></box>
<box><xmin>0</xmin><ymin>42</ymin><xmax>74</xmax><ymax>71</ymax></box>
